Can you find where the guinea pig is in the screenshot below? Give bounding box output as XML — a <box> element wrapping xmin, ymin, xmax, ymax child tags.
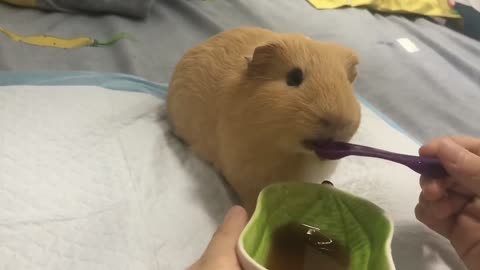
<box><xmin>166</xmin><ymin>26</ymin><xmax>361</xmax><ymax>213</ymax></box>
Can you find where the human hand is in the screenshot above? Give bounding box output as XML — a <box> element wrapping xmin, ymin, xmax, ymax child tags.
<box><xmin>188</xmin><ymin>206</ymin><xmax>248</xmax><ymax>270</ymax></box>
<box><xmin>415</xmin><ymin>136</ymin><xmax>480</xmax><ymax>270</ymax></box>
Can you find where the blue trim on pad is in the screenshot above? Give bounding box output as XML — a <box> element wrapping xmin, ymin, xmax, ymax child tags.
<box><xmin>0</xmin><ymin>71</ymin><xmax>417</xmax><ymax>143</ymax></box>
<box><xmin>0</xmin><ymin>71</ymin><xmax>168</xmax><ymax>99</ymax></box>
<box><xmin>355</xmin><ymin>94</ymin><xmax>420</xmax><ymax>145</ymax></box>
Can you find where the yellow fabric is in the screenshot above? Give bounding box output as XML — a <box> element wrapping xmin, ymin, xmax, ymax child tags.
<box><xmin>307</xmin><ymin>0</ymin><xmax>461</xmax><ymax>18</ymax></box>
<box><xmin>1</xmin><ymin>0</ymin><xmax>36</xmax><ymax>7</ymax></box>
<box><xmin>0</xmin><ymin>26</ymin><xmax>131</xmax><ymax>49</ymax></box>
<box><xmin>0</xmin><ymin>27</ymin><xmax>95</xmax><ymax>49</ymax></box>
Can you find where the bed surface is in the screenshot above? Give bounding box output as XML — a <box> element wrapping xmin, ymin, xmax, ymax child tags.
<box><xmin>0</xmin><ymin>0</ymin><xmax>479</xmax><ymax>142</ymax></box>
<box><xmin>0</xmin><ymin>1</ymin><xmax>479</xmax><ymax>269</ymax></box>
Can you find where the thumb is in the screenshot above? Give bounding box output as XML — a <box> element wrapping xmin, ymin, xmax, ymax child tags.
<box><xmin>438</xmin><ymin>138</ymin><xmax>480</xmax><ymax>194</ymax></box>
<box><xmin>202</xmin><ymin>206</ymin><xmax>248</xmax><ymax>259</ymax></box>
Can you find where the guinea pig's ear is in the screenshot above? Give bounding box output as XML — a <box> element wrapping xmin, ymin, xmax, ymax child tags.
<box><xmin>246</xmin><ymin>42</ymin><xmax>283</xmax><ymax>72</ymax></box>
<box><xmin>344</xmin><ymin>51</ymin><xmax>359</xmax><ymax>83</ymax></box>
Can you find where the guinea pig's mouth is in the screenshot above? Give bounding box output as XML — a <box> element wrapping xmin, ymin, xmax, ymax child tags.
<box><xmin>302</xmin><ymin>138</ymin><xmax>333</xmax><ymax>151</ymax></box>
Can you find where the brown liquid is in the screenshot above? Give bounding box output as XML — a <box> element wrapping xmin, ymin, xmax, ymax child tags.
<box><xmin>266</xmin><ymin>223</ymin><xmax>350</xmax><ymax>270</ymax></box>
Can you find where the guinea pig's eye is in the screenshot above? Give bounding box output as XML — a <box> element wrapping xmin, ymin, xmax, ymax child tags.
<box><xmin>286</xmin><ymin>67</ymin><xmax>304</xmax><ymax>87</ymax></box>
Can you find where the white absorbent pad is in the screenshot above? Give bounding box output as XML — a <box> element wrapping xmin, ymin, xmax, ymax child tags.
<box><xmin>0</xmin><ymin>85</ymin><xmax>466</xmax><ymax>270</ymax></box>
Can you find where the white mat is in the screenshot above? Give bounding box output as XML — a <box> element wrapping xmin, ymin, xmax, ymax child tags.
<box><xmin>0</xmin><ymin>85</ymin><xmax>466</xmax><ymax>270</ymax></box>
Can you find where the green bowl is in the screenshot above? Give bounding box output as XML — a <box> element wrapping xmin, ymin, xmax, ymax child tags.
<box><xmin>237</xmin><ymin>182</ymin><xmax>396</xmax><ymax>270</ymax></box>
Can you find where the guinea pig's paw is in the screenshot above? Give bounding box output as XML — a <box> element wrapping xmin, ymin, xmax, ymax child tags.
<box><xmin>321</xmin><ymin>180</ymin><xmax>334</xmax><ymax>186</ymax></box>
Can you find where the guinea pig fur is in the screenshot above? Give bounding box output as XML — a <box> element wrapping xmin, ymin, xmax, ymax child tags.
<box><xmin>166</xmin><ymin>27</ymin><xmax>361</xmax><ymax>213</ymax></box>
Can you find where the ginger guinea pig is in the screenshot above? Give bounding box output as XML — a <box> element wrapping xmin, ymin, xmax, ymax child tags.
<box><xmin>166</xmin><ymin>27</ymin><xmax>361</xmax><ymax>213</ymax></box>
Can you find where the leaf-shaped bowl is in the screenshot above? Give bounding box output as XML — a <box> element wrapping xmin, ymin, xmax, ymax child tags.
<box><xmin>237</xmin><ymin>182</ymin><xmax>395</xmax><ymax>270</ymax></box>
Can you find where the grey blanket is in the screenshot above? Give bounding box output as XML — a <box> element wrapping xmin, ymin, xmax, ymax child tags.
<box><xmin>30</xmin><ymin>0</ymin><xmax>154</xmax><ymax>18</ymax></box>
